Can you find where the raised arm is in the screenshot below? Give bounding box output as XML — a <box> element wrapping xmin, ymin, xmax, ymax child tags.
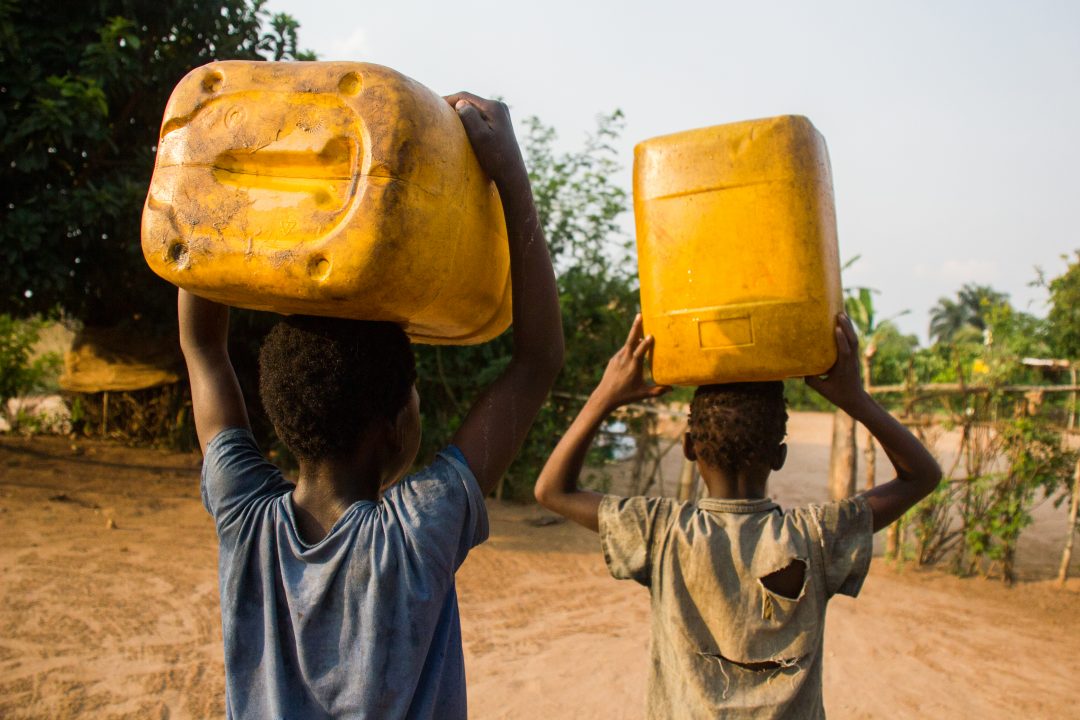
<box><xmin>535</xmin><ymin>316</ymin><xmax>671</xmax><ymax>531</ymax></box>
<box><xmin>178</xmin><ymin>289</ymin><xmax>250</xmax><ymax>453</ymax></box>
<box><xmin>806</xmin><ymin>315</ymin><xmax>942</xmax><ymax>531</ymax></box>
<box><xmin>444</xmin><ymin>93</ymin><xmax>564</xmax><ymax>495</ymax></box>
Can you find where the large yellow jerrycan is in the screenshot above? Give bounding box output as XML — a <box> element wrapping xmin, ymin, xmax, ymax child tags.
<box><xmin>634</xmin><ymin>115</ymin><xmax>843</xmax><ymax>386</ymax></box>
<box><xmin>142</xmin><ymin>61</ymin><xmax>511</xmax><ymax>345</ymax></box>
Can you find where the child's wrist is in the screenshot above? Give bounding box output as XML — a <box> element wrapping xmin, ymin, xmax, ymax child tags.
<box><xmin>585</xmin><ymin>390</ymin><xmax>618</xmax><ymax>417</ymax></box>
<box><xmin>493</xmin><ymin>164</ymin><xmax>530</xmax><ymax>198</ymax></box>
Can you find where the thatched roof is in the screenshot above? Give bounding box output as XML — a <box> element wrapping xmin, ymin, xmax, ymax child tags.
<box><xmin>59</xmin><ymin>325</ymin><xmax>182</xmax><ymax>393</ymax></box>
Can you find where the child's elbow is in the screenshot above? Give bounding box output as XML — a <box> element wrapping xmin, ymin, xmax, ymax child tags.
<box><xmin>533</xmin><ymin>480</ymin><xmax>555</xmax><ymax>509</ymax></box>
<box><xmin>920</xmin><ymin>460</ymin><xmax>943</xmax><ymax>493</ymax></box>
<box><xmin>533</xmin><ymin>482</ymin><xmax>549</xmax><ymax>507</ymax></box>
<box><xmin>518</xmin><ymin>334</ymin><xmax>564</xmax><ymax>384</ymax></box>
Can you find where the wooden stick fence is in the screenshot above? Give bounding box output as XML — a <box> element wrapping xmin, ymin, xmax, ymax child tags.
<box><xmin>555</xmin><ymin>372</ymin><xmax>1080</xmax><ymax>585</ymax></box>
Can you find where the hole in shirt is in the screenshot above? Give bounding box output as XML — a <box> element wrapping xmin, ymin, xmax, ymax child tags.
<box><xmin>701</xmin><ymin>651</ymin><xmax>804</xmax><ymax>673</ymax></box>
<box><xmin>759</xmin><ymin>558</ymin><xmax>807</xmax><ymax>600</ymax></box>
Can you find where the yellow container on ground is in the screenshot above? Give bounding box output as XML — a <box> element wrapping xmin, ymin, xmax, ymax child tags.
<box><xmin>142</xmin><ymin>61</ymin><xmax>511</xmax><ymax>345</ymax></box>
<box><xmin>634</xmin><ymin>115</ymin><xmax>842</xmax><ymax>386</ymax></box>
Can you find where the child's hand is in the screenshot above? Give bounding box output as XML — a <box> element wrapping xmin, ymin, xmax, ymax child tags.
<box><xmin>444</xmin><ymin>92</ymin><xmax>527</xmax><ymax>190</ymax></box>
<box><xmin>592</xmin><ymin>315</ymin><xmax>672</xmax><ymax>412</ymax></box>
<box><xmin>804</xmin><ymin>314</ymin><xmax>870</xmax><ymax>412</ymax></box>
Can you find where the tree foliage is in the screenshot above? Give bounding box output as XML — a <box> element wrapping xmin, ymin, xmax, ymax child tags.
<box><xmin>928</xmin><ymin>283</ymin><xmax>1009</xmax><ymax>345</ymax></box>
<box><xmin>414</xmin><ymin>111</ymin><xmax>638</xmax><ymax>499</ymax></box>
<box><xmin>1043</xmin><ymin>250</ymin><xmax>1080</xmax><ymax>359</ymax></box>
<box><xmin>843</xmin><ymin>284</ymin><xmax>915</xmax><ymax>385</ymax></box>
<box><xmin>0</xmin><ymin>0</ymin><xmax>313</xmax><ymax>325</ymax></box>
<box><xmin>0</xmin><ymin>314</ymin><xmax>60</xmax><ymax>408</ymax></box>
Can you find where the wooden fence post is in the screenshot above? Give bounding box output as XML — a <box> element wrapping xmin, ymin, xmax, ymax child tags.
<box><xmin>1058</xmin><ymin>455</ymin><xmax>1080</xmax><ymax>586</ymax></box>
<box><xmin>828</xmin><ymin>410</ymin><xmax>857</xmax><ymax>501</ymax></box>
<box><xmin>101</xmin><ymin>391</ymin><xmax>109</xmax><ymax>437</ymax></box>
<box><xmin>861</xmin><ymin>350</ymin><xmax>877</xmax><ymax>492</ymax></box>
<box><xmin>1069</xmin><ymin>365</ymin><xmax>1077</xmax><ymax>431</ymax></box>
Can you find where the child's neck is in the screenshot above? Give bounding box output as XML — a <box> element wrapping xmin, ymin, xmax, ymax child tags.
<box><xmin>699</xmin><ymin>463</ymin><xmax>771</xmax><ymax>500</ymax></box>
<box><xmin>292</xmin><ymin>454</ymin><xmax>384</xmax><ymax>543</ymax></box>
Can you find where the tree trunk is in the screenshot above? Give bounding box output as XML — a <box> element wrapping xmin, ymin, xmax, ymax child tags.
<box><xmin>828</xmin><ymin>410</ymin><xmax>857</xmax><ymax>501</ymax></box>
<box><xmin>886</xmin><ymin>517</ymin><xmax>903</xmax><ymax>561</ymax></box>
<box><xmin>1069</xmin><ymin>366</ymin><xmax>1077</xmax><ymax>431</ymax></box>
<box><xmin>861</xmin><ymin>353</ymin><xmax>876</xmax><ymax>492</ymax></box>
<box><xmin>1058</xmin><ymin>455</ymin><xmax>1080</xmax><ymax>586</ymax></box>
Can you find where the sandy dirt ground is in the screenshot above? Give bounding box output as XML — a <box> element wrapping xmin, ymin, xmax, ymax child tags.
<box><xmin>1</xmin><ymin>411</ymin><xmax>1077</xmax><ymax>719</ymax></box>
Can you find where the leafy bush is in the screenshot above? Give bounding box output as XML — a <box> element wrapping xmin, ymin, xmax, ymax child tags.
<box><xmin>960</xmin><ymin>418</ymin><xmax>1075</xmax><ymax>582</ymax></box>
<box><xmin>0</xmin><ymin>314</ymin><xmax>61</xmax><ymax>409</ymax></box>
<box><xmin>902</xmin><ymin>403</ymin><xmax>1075</xmax><ymax>582</ymax></box>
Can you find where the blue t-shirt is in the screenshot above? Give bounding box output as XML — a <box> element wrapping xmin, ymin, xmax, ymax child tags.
<box><xmin>200</xmin><ymin>428</ymin><xmax>489</xmax><ymax>719</ymax></box>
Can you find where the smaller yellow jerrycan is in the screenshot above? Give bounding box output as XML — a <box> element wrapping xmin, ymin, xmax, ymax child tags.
<box><xmin>142</xmin><ymin>61</ymin><xmax>511</xmax><ymax>345</ymax></box>
<box><xmin>634</xmin><ymin>115</ymin><xmax>843</xmax><ymax>386</ymax></box>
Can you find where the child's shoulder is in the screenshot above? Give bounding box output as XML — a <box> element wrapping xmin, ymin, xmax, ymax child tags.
<box><xmin>783</xmin><ymin>496</ymin><xmax>873</xmax><ymax>537</ymax></box>
<box><xmin>598</xmin><ymin>493</ymin><xmax>684</xmax><ymax>524</ymax></box>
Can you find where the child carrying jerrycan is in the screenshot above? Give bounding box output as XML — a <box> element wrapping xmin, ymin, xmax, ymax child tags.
<box><xmin>145</xmin><ymin>62</ymin><xmax>563</xmax><ymax>718</ymax></box>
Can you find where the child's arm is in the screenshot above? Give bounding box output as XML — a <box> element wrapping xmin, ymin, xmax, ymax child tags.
<box><xmin>535</xmin><ymin>315</ymin><xmax>671</xmax><ymax>531</ymax></box>
<box><xmin>806</xmin><ymin>315</ymin><xmax>942</xmax><ymax>531</ymax></box>
<box><xmin>444</xmin><ymin>93</ymin><xmax>564</xmax><ymax>496</ymax></box>
<box><xmin>178</xmin><ymin>289</ymin><xmax>250</xmax><ymax>453</ymax></box>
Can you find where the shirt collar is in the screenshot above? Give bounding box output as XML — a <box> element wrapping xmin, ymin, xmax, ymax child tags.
<box><xmin>696</xmin><ymin>497</ymin><xmax>780</xmax><ymax>514</ymax></box>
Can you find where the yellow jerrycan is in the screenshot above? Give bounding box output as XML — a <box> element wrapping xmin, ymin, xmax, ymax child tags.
<box><xmin>142</xmin><ymin>61</ymin><xmax>511</xmax><ymax>345</ymax></box>
<box><xmin>634</xmin><ymin>115</ymin><xmax>842</xmax><ymax>386</ymax></box>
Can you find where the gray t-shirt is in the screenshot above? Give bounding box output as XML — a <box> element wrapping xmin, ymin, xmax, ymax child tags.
<box><xmin>599</xmin><ymin>495</ymin><xmax>873</xmax><ymax>720</ymax></box>
<box><xmin>201</xmin><ymin>428</ymin><xmax>488</xmax><ymax>719</ymax></box>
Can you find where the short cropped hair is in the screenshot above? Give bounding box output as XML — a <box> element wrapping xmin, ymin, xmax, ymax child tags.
<box><xmin>258</xmin><ymin>316</ymin><xmax>416</xmax><ymax>461</ymax></box>
<box><xmin>689</xmin><ymin>382</ymin><xmax>788</xmax><ymax>470</ymax></box>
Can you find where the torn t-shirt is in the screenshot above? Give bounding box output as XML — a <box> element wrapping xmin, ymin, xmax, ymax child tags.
<box><xmin>201</xmin><ymin>428</ymin><xmax>489</xmax><ymax>720</ymax></box>
<box><xmin>598</xmin><ymin>495</ymin><xmax>873</xmax><ymax>720</ymax></box>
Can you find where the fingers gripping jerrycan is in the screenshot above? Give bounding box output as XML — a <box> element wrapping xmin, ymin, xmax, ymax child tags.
<box><xmin>142</xmin><ymin>61</ymin><xmax>511</xmax><ymax>344</ymax></box>
<box><xmin>634</xmin><ymin>116</ymin><xmax>843</xmax><ymax>386</ymax></box>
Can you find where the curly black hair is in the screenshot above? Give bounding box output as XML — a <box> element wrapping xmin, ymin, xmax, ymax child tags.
<box><xmin>689</xmin><ymin>382</ymin><xmax>788</xmax><ymax>471</ymax></box>
<box><xmin>258</xmin><ymin>316</ymin><xmax>417</xmax><ymax>461</ymax></box>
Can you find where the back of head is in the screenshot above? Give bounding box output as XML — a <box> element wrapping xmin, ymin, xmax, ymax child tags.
<box><xmin>689</xmin><ymin>381</ymin><xmax>788</xmax><ymax>471</ymax></box>
<box><xmin>258</xmin><ymin>316</ymin><xmax>417</xmax><ymax>462</ymax></box>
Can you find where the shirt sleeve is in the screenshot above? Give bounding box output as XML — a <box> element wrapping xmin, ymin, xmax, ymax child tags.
<box><xmin>380</xmin><ymin>445</ymin><xmax>489</xmax><ymax>573</ymax></box>
<box><xmin>597</xmin><ymin>495</ymin><xmax>675</xmax><ymax>587</ymax></box>
<box><xmin>806</xmin><ymin>495</ymin><xmax>874</xmax><ymax>598</ymax></box>
<box><xmin>200</xmin><ymin>427</ymin><xmax>292</xmax><ymax>530</ymax></box>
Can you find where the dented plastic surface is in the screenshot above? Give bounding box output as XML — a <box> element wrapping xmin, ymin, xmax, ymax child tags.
<box><xmin>633</xmin><ymin>115</ymin><xmax>843</xmax><ymax>385</ymax></box>
<box><xmin>142</xmin><ymin>61</ymin><xmax>511</xmax><ymax>344</ymax></box>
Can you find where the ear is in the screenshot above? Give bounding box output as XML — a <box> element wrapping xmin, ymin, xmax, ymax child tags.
<box><xmin>683</xmin><ymin>431</ymin><xmax>697</xmax><ymax>461</ymax></box>
<box><xmin>771</xmin><ymin>442</ymin><xmax>788</xmax><ymax>471</ymax></box>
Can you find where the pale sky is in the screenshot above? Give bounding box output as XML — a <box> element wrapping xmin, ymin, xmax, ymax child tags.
<box><xmin>268</xmin><ymin>0</ymin><xmax>1079</xmax><ymax>343</ymax></box>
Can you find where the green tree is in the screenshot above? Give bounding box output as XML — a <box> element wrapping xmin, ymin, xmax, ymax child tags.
<box><xmin>928</xmin><ymin>283</ymin><xmax>1009</xmax><ymax>344</ymax></box>
<box><xmin>1043</xmin><ymin>251</ymin><xmax>1080</xmax><ymax>359</ymax></box>
<box><xmin>0</xmin><ymin>0</ymin><xmax>313</xmax><ymax>326</ymax></box>
<box><xmin>867</xmin><ymin>321</ymin><xmax>919</xmax><ymax>385</ymax></box>
<box><xmin>927</xmin><ymin>297</ymin><xmax>968</xmax><ymax>345</ymax></box>
<box><xmin>414</xmin><ymin>111</ymin><xmax>638</xmax><ymax>499</ymax></box>
<box><xmin>0</xmin><ymin>314</ymin><xmax>60</xmax><ymax>409</ymax></box>
<box><xmin>843</xmin><ymin>285</ymin><xmax>914</xmax><ymax>385</ymax></box>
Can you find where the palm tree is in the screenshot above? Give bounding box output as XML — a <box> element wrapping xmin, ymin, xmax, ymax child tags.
<box><xmin>929</xmin><ymin>297</ymin><xmax>969</xmax><ymax>344</ymax></box>
<box><xmin>929</xmin><ymin>284</ymin><xmax>1009</xmax><ymax>344</ymax></box>
<box><xmin>958</xmin><ymin>284</ymin><xmax>1009</xmax><ymax>331</ymax></box>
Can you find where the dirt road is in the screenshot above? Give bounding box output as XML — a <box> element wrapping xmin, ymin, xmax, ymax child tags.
<box><xmin>1</xmin><ymin>413</ymin><xmax>1077</xmax><ymax>718</ymax></box>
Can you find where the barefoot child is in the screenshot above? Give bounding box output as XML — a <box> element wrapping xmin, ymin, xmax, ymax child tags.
<box><xmin>534</xmin><ymin>314</ymin><xmax>940</xmax><ymax>719</ymax></box>
<box><xmin>180</xmin><ymin>93</ymin><xmax>563</xmax><ymax>719</ymax></box>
